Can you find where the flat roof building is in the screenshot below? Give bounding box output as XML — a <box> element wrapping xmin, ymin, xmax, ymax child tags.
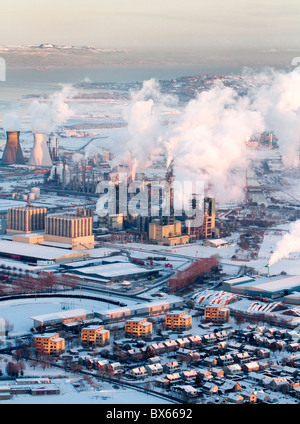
<box><xmin>70</xmin><ymin>262</ymin><xmax>160</xmax><ymax>283</ymax></box>
<box><xmin>0</xmin><ymin>240</ymin><xmax>90</xmax><ymax>264</ymax></box>
<box><xmin>30</xmin><ymin>309</ymin><xmax>95</xmax><ymax>330</ymax></box>
<box><xmin>222</xmin><ymin>275</ymin><xmax>300</xmax><ymax>299</ymax></box>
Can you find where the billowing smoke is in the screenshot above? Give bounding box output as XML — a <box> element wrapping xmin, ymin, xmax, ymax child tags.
<box><xmin>251</xmin><ymin>67</ymin><xmax>300</xmax><ymax>167</ymax></box>
<box><xmin>115</xmin><ymin>68</ymin><xmax>300</xmax><ymax>202</ymax></box>
<box><xmin>111</xmin><ymin>78</ymin><xmax>177</xmax><ymax>179</ymax></box>
<box><xmin>72</xmin><ymin>152</ymin><xmax>85</xmax><ymax>164</ymax></box>
<box><xmin>269</xmin><ymin>220</ymin><xmax>300</xmax><ymax>266</ymax></box>
<box><xmin>49</xmin><ymin>162</ymin><xmax>70</xmax><ymax>184</ymax></box>
<box><xmin>2</xmin><ymin>112</ymin><xmax>21</xmax><ymax>131</ymax></box>
<box><xmin>164</xmin><ymin>83</ymin><xmax>264</xmax><ymax>201</ymax></box>
<box><xmin>29</xmin><ymin>85</ymin><xmax>76</xmax><ymax>134</ymax></box>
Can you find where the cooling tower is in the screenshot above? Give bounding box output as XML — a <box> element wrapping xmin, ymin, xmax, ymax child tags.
<box><xmin>29</xmin><ymin>133</ymin><xmax>53</xmax><ymax>167</ymax></box>
<box><xmin>1</xmin><ymin>131</ymin><xmax>26</xmax><ymax>165</ymax></box>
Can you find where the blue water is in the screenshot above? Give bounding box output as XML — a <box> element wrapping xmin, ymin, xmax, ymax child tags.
<box><xmin>0</xmin><ymin>63</ymin><xmax>220</xmax><ymax>117</ymax></box>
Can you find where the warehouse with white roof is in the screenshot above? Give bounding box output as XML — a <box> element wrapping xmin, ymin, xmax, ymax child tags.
<box><xmin>222</xmin><ymin>275</ymin><xmax>300</xmax><ymax>299</ymax></box>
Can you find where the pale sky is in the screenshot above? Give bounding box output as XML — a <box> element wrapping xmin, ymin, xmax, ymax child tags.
<box><xmin>1</xmin><ymin>0</ymin><xmax>300</xmax><ymax>53</ymax></box>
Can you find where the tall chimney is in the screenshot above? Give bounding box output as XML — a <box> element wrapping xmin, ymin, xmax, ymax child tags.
<box><xmin>1</xmin><ymin>131</ymin><xmax>26</xmax><ymax>165</ymax></box>
<box><xmin>29</xmin><ymin>133</ymin><xmax>53</xmax><ymax>167</ymax></box>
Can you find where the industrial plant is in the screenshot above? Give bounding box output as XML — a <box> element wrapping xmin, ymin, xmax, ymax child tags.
<box><xmin>1</xmin><ymin>71</ymin><xmax>300</xmax><ymax>406</ymax></box>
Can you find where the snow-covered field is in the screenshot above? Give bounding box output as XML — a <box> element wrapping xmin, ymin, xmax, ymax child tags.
<box><xmin>0</xmin><ymin>293</ymin><xmax>141</xmax><ymax>335</ymax></box>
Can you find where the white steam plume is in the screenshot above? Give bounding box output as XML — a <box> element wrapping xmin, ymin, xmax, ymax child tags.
<box><xmin>251</xmin><ymin>67</ymin><xmax>300</xmax><ymax>167</ymax></box>
<box><xmin>164</xmin><ymin>82</ymin><xmax>264</xmax><ymax>201</ymax></box>
<box><xmin>111</xmin><ymin>78</ymin><xmax>178</xmax><ymax>179</ymax></box>
<box><xmin>2</xmin><ymin>112</ymin><xmax>21</xmax><ymax>132</ymax></box>
<box><xmin>29</xmin><ymin>85</ymin><xmax>76</xmax><ymax>134</ymax></box>
<box><xmin>269</xmin><ymin>220</ymin><xmax>300</xmax><ymax>266</ymax></box>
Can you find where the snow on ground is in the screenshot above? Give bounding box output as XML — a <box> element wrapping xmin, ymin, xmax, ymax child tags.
<box><xmin>0</xmin><ymin>376</ymin><xmax>171</xmax><ymax>404</ymax></box>
<box><xmin>0</xmin><ymin>293</ymin><xmax>141</xmax><ymax>335</ymax></box>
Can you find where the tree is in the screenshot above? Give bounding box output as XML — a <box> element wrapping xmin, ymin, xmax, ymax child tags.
<box><xmin>234</xmin><ymin>313</ymin><xmax>245</xmax><ymax>328</ymax></box>
<box><xmin>6</xmin><ymin>361</ymin><xmax>19</xmax><ymax>377</ymax></box>
<box><xmin>18</xmin><ymin>361</ymin><xmax>26</xmax><ymax>376</ymax></box>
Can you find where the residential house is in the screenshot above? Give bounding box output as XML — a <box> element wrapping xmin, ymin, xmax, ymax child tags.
<box><xmin>241</xmin><ymin>361</ymin><xmax>260</xmax><ymax>373</ymax></box>
<box><xmin>256</xmin><ymin>348</ymin><xmax>270</xmax><ymax>359</ymax></box>
<box><xmin>94</xmin><ymin>359</ymin><xmax>109</xmax><ymax>370</ymax></box>
<box><xmin>233</xmin><ymin>352</ymin><xmax>252</xmax><ymax>364</ymax></box>
<box><xmin>165</xmin><ymin>373</ymin><xmax>182</xmax><ymax>386</ymax></box>
<box><xmin>287</xmin><ymin>342</ymin><xmax>299</xmax><ymax>352</ymax></box>
<box><xmin>107</xmin><ymin>362</ymin><xmax>123</xmax><ymax>372</ymax></box>
<box><xmin>202</xmin><ymin>382</ymin><xmax>218</xmax><ymax>396</ymax></box>
<box><xmin>269</xmin><ymin>377</ymin><xmax>292</xmax><ymax>393</ymax></box>
<box><xmin>225</xmin><ymin>393</ymin><xmax>244</xmax><ymax>404</ymax></box>
<box><xmin>224</xmin><ymin>364</ymin><xmax>242</xmax><ymax>375</ymax></box>
<box><xmin>188</xmin><ymin>335</ymin><xmax>202</xmax><ymax>347</ymax></box>
<box><xmin>149</xmin><ymin>342</ymin><xmax>166</xmax><ymax>355</ymax></box>
<box><xmin>163</xmin><ymin>361</ymin><xmax>180</xmax><ymax>373</ymax></box>
<box><xmin>172</xmin><ymin>385</ymin><xmax>198</xmax><ymax>397</ymax></box>
<box><xmin>215</xmin><ymin>331</ymin><xmax>229</xmax><ymax>341</ymax></box>
<box><xmin>202</xmin><ymin>333</ymin><xmax>217</xmax><ymax>344</ymax></box>
<box><xmin>129</xmin><ymin>366</ymin><xmax>147</xmax><ymax>380</ymax></box>
<box><xmin>219</xmin><ymin>380</ymin><xmax>242</xmax><ymax>394</ymax></box>
<box><xmin>163</xmin><ymin>340</ymin><xmax>179</xmax><ymax>352</ymax></box>
<box><xmin>197</xmin><ymin>368</ymin><xmax>212</xmax><ymax>380</ymax></box>
<box><xmin>176</xmin><ymin>338</ymin><xmax>191</xmax><ymax>349</ymax></box>
<box><xmin>146</xmin><ymin>363</ymin><xmax>163</xmax><ymax>376</ymax></box>
<box><xmin>211</xmin><ymin>367</ymin><xmax>224</xmax><ymax>378</ymax></box>
<box><xmin>240</xmin><ymin>390</ymin><xmax>257</xmax><ymax>403</ymax></box>
<box><xmin>218</xmin><ymin>354</ymin><xmax>234</xmax><ymax>366</ymax></box>
<box><xmin>181</xmin><ymin>369</ymin><xmax>197</xmax><ymax>382</ymax></box>
<box><xmin>254</xmin><ymin>390</ymin><xmax>271</xmax><ymax>404</ymax></box>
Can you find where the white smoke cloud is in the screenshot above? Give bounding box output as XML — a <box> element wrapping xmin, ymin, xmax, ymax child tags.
<box><xmin>2</xmin><ymin>112</ymin><xmax>21</xmax><ymax>132</ymax></box>
<box><xmin>29</xmin><ymin>85</ymin><xmax>76</xmax><ymax>134</ymax></box>
<box><xmin>164</xmin><ymin>82</ymin><xmax>265</xmax><ymax>202</ymax></box>
<box><xmin>269</xmin><ymin>220</ymin><xmax>300</xmax><ymax>266</ymax></box>
<box><xmin>111</xmin><ymin>78</ymin><xmax>178</xmax><ymax>179</ymax></box>
<box><xmin>49</xmin><ymin>163</ymin><xmax>70</xmax><ymax>184</ymax></box>
<box><xmin>251</xmin><ymin>67</ymin><xmax>300</xmax><ymax>167</ymax></box>
<box><xmin>115</xmin><ymin>68</ymin><xmax>300</xmax><ymax>202</ymax></box>
<box><xmin>72</xmin><ymin>152</ymin><xmax>85</xmax><ymax>164</ymax></box>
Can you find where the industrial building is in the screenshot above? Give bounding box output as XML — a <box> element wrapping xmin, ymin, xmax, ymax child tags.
<box><xmin>6</xmin><ymin>204</ymin><xmax>47</xmax><ymax>235</ymax></box>
<box><xmin>30</xmin><ymin>309</ymin><xmax>95</xmax><ymax>331</ymax></box>
<box><xmin>187</xmin><ymin>197</ymin><xmax>217</xmax><ymax>240</ymax></box>
<box><xmin>148</xmin><ymin>220</ymin><xmax>189</xmax><ymax>246</ymax></box>
<box><xmin>69</xmin><ymin>262</ymin><xmax>160</xmax><ymax>283</ymax></box>
<box><xmin>5</xmin><ymin>203</ymin><xmax>95</xmax><ymax>250</ymax></box>
<box><xmin>0</xmin><ymin>240</ymin><xmax>90</xmax><ymax>264</ymax></box>
<box><xmin>44</xmin><ymin>213</ymin><xmax>95</xmax><ymax>250</ymax></box>
<box><xmin>96</xmin><ymin>297</ymin><xmax>184</xmax><ymax>323</ymax></box>
<box><xmin>222</xmin><ymin>275</ymin><xmax>300</xmax><ymax>299</ymax></box>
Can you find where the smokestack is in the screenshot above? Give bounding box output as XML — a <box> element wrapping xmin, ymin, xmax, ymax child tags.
<box><xmin>29</xmin><ymin>133</ymin><xmax>53</xmax><ymax>167</ymax></box>
<box><xmin>1</xmin><ymin>131</ymin><xmax>26</xmax><ymax>165</ymax></box>
<box><xmin>56</xmin><ymin>138</ymin><xmax>59</xmax><ymax>160</ymax></box>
